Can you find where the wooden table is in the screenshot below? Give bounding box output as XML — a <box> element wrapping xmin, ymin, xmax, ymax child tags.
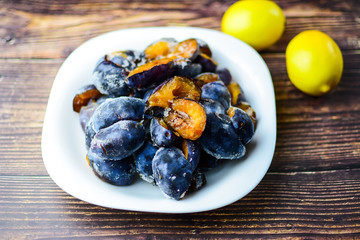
<box><xmin>1</xmin><ymin>0</ymin><xmax>359</xmax><ymax>239</ymax></box>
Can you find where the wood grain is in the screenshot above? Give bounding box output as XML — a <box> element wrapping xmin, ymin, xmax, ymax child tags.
<box><xmin>0</xmin><ymin>170</ymin><xmax>359</xmax><ymax>239</ymax></box>
<box><xmin>0</xmin><ymin>0</ymin><xmax>359</xmax><ymax>59</ymax></box>
<box><xmin>0</xmin><ymin>0</ymin><xmax>359</xmax><ymax>238</ymax></box>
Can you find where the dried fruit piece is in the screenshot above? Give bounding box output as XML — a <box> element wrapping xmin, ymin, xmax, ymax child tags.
<box><xmin>164</xmin><ymin>98</ymin><xmax>206</xmax><ymax>140</ymax></box>
<box><xmin>147</xmin><ymin>76</ymin><xmax>201</xmax><ymax>109</ymax></box>
<box><xmin>127</xmin><ymin>58</ymin><xmax>174</xmax><ymax>90</ymax></box>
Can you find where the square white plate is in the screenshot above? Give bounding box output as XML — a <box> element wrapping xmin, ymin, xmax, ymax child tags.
<box><xmin>42</xmin><ymin>27</ymin><xmax>276</xmax><ymax>213</ymax></box>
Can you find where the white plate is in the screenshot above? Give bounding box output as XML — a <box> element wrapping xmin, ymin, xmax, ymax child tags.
<box><xmin>42</xmin><ymin>27</ymin><xmax>276</xmax><ymax>213</ymax></box>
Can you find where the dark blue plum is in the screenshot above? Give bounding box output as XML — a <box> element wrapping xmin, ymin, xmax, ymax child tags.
<box><xmin>152</xmin><ymin>147</ymin><xmax>192</xmax><ymax>200</ymax></box>
<box><xmin>174</xmin><ymin>58</ymin><xmax>202</xmax><ymax>78</ymax></box>
<box><xmin>216</xmin><ymin>68</ymin><xmax>232</xmax><ymax>86</ymax></box>
<box><xmin>110</xmin><ymin>50</ymin><xmax>146</xmax><ymax>67</ymax></box>
<box><xmin>198</xmin><ymin>149</ymin><xmax>220</xmax><ymax>172</ymax></box>
<box><xmin>199</xmin><ymin>113</ymin><xmax>246</xmax><ymax>160</ymax></box>
<box><xmin>188</xmin><ymin>168</ymin><xmax>207</xmax><ymax>193</ymax></box>
<box><xmin>182</xmin><ymin>140</ymin><xmax>200</xmax><ymax>172</ymax></box>
<box><xmin>194</xmin><ymin>53</ymin><xmax>217</xmax><ymax>72</ymax></box>
<box><xmin>91</xmin><ymin>97</ymin><xmax>145</xmax><ymax>133</ymax></box>
<box><xmin>143</xmin><ymin>88</ymin><xmax>155</xmax><ymax>102</ymax></box>
<box><xmin>85</xmin><ymin>118</ymin><xmax>96</xmax><ymax>149</ymax></box>
<box><xmin>133</xmin><ymin>141</ymin><xmax>158</xmax><ymax>183</ymax></box>
<box><xmin>88</xmin><ymin>155</ymin><xmax>136</xmax><ymax>186</ymax></box>
<box><xmin>92</xmin><ymin>56</ymin><xmax>133</xmax><ymax>96</ymax></box>
<box><xmin>79</xmin><ymin>100</ymin><xmax>98</xmax><ymax>132</ymax></box>
<box><xmin>88</xmin><ymin>120</ymin><xmax>145</xmax><ymax>161</ymax></box>
<box><xmin>229</xmin><ymin>107</ymin><xmax>255</xmax><ymax>145</ymax></box>
<box><xmin>201</xmin><ymin>81</ymin><xmax>231</xmax><ymax>110</ymax></box>
<box><xmin>199</xmin><ymin>99</ymin><xmax>226</xmax><ymax>115</ymax></box>
<box><xmin>150</xmin><ymin>118</ymin><xmax>180</xmax><ymax>148</ymax></box>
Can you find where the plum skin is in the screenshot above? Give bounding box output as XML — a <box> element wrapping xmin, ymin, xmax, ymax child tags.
<box><xmin>228</xmin><ymin>107</ymin><xmax>255</xmax><ymax>145</ymax></box>
<box><xmin>201</xmin><ymin>81</ymin><xmax>231</xmax><ymax>110</ymax></box>
<box><xmin>88</xmin><ymin>120</ymin><xmax>145</xmax><ymax>161</ymax></box>
<box><xmin>88</xmin><ymin>155</ymin><xmax>136</xmax><ymax>186</ymax></box>
<box><xmin>150</xmin><ymin>118</ymin><xmax>181</xmax><ymax>148</ymax></box>
<box><xmin>91</xmin><ymin>97</ymin><xmax>145</xmax><ymax>133</ymax></box>
<box><xmin>133</xmin><ymin>141</ymin><xmax>158</xmax><ymax>183</ymax></box>
<box><xmin>152</xmin><ymin>147</ymin><xmax>193</xmax><ymax>200</ymax></box>
<box><xmin>198</xmin><ymin>112</ymin><xmax>246</xmax><ymax>160</ymax></box>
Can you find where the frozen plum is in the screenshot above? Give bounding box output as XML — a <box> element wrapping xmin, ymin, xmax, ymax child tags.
<box><xmin>199</xmin><ymin>113</ymin><xmax>245</xmax><ymax>160</ymax></box>
<box><xmin>150</xmin><ymin>118</ymin><xmax>181</xmax><ymax>148</ymax></box>
<box><xmin>91</xmin><ymin>97</ymin><xmax>145</xmax><ymax>133</ymax></box>
<box><xmin>164</xmin><ymin>98</ymin><xmax>206</xmax><ymax>140</ymax></box>
<box><xmin>88</xmin><ymin>155</ymin><xmax>136</xmax><ymax>186</ymax></box>
<box><xmin>133</xmin><ymin>141</ymin><xmax>158</xmax><ymax>183</ymax></box>
<box><xmin>127</xmin><ymin>58</ymin><xmax>174</xmax><ymax>90</ymax></box>
<box><xmin>88</xmin><ymin>120</ymin><xmax>145</xmax><ymax>161</ymax></box>
<box><xmin>228</xmin><ymin>106</ymin><xmax>255</xmax><ymax>145</ymax></box>
<box><xmin>92</xmin><ymin>55</ymin><xmax>132</xmax><ymax>96</ymax></box>
<box><xmin>147</xmin><ymin>76</ymin><xmax>201</xmax><ymax>109</ymax></box>
<box><xmin>181</xmin><ymin>140</ymin><xmax>201</xmax><ymax>172</ymax></box>
<box><xmin>152</xmin><ymin>147</ymin><xmax>192</xmax><ymax>200</ymax></box>
<box><xmin>201</xmin><ymin>81</ymin><xmax>231</xmax><ymax>110</ymax></box>
<box><xmin>73</xmin><ymin>84</ymin><xmax>103</xmax><ymax>113</ymax></box>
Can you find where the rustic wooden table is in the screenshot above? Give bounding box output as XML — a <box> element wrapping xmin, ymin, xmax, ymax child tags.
<box><xmin>1</xmin><ymin>0</ymin><xmax>359</xmax><ymax>239</ymax></box>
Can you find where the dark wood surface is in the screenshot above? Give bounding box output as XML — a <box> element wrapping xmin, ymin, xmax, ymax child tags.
<box><xmin>1</xmin><ymin>0</ymin><xmax>359</xmax><ymax>239</ymax></box>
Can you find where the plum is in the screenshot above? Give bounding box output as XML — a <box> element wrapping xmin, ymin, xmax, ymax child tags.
<box><xmin>164</xmin><ymin>98</ymin><xmax>206</xmax><ymax>140</ymax></box>
<box><xmin>133</xmin><ymin>141</ymin><xmax>158</xmax><ymax>183</ymax></box>
<box><xmin>144</xmin><ymin>38</ymin><xmax>178</xmax><ymax>60</ymax></box>
<box><xmin>152</xmin><ymin>147</ymin><xmax>192</xmax><ymax>200</ymax></box>
<box><xmin>227</xmin><ymin>81</ymin><xmax>244</xmax><ymax>106</ymax></box>
<box><xmin>194</xmin><ymin>53</ymin><xmax>217</xmax><ymax>72</ymax></box>
<box><xmin>201</xmin><ymin>81</ymin><xmax>231</xmax><ymax>110</ymax></box>
<box><xmin>88</xmin><ymin>155</ymin><xmax>136</xmax><ymax>186</ymax></box>
<box><xmin>92</xmin><ymin>55</ymin><xmax>133</xmax><ymax>96</ymax></box>
<box><xmin>188</xmin><ymin>168</ymin><xmax>207</xmax><ymax>193</ymax></box>
<box><xmin>150</xmin><ymin>118</ymin><xmax>181</xmax><ymax>148</ymax></box>
<box><xmin>216</xmin><ymin>68</ymin><xmax>232</xmax><ymax>86</ymax></box>
<box><xmin>146</xmin><ymin>76</ymin><xmax>201</xmax><ymax>109</ymax></box>
<box><xmin>199</xmin><ymin>99</ymin><xmax>226</xmax><ymax>115</ymax></box>
<box><xmin>181</xmin><ymin>140</ymin><xmax>201</xmax><ymax>172</ymax></box>
<box><xmin>73</xmin><ymin>84</ymin><xmax>102</xmax><ymax>113</ymax></box>
<box><xmin>88</xmin><ymin>120</ymin><xmax>145</xmax><ymax>161</ymax></box>
<box><xmin>170</xmin><ymin>38</ymin><xmax>199</xmax><ymax>61</ymax></box>
<box><xmin>199</xmin><ymin>112</ymin><xmax>245</xmax><ymax>160</ymax></box>
<box><xmin>196</xmin><ymin>38</ymin><xmax>212</xmax><ymax>57</ymax></box>
<box><xmin>235</xmin><ymin>101</ymin><xmax>257</xmax><ymax>128</ymax></box>
<box><xmin>173</xmin><ymin>58</ymin><xmax>202</xmax><ymax>78</ymax></box>
<box><xmin>195</xmin><ymin>72</ymin><xmax>221</xmax><ymax>87</ymax></box>
<box><xmin>228</xmin><ymin>106</ymin><xmax>255</xmax><ymax>145</ymax></box>
<box><xmin>90</xmin><ymin>97</ymin><xmax>145</xmax><ymax>133</ymax></box>
<box><xmin>126</xmin><ymin>58</ymin><xmax>175</xmax><ymax>90</ymax></box>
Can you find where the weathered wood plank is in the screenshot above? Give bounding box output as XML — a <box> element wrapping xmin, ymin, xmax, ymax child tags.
<box><xmin>0</xmin><ymin>169</ymin><xmax>359</xmax><ymax>239</ymax></box>
<box><xmin>0</xmin><ymin>0</ymin><xmax>359</xmax><ymax>59</ymax></box>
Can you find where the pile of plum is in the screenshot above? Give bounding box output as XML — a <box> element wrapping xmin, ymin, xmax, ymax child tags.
<box><xmin>73</xmin><ymin>38</ymin><xmax>256</xmax><ymax>200</ymax></box>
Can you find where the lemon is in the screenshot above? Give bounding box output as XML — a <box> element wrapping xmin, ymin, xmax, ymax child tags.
<box><xmin>221</xmin><ymin>0</ymin><xmax>285</xmax><ymax>51</ymax></box>
<box><xmin>286</xmin><ymin>30</ymin><xmax>343</xmax><ymax>96</ymax></box>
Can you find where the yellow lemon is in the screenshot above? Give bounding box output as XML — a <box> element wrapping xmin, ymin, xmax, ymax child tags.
<box><xmin>221</xmin><ymin>0</ymin><xmax>285</xmax><ymax>51</ymax></box>
<box><xmin>286</xmin><ymin>30</ymin><xmax>343</xmax><ymax>96</ymax></box>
